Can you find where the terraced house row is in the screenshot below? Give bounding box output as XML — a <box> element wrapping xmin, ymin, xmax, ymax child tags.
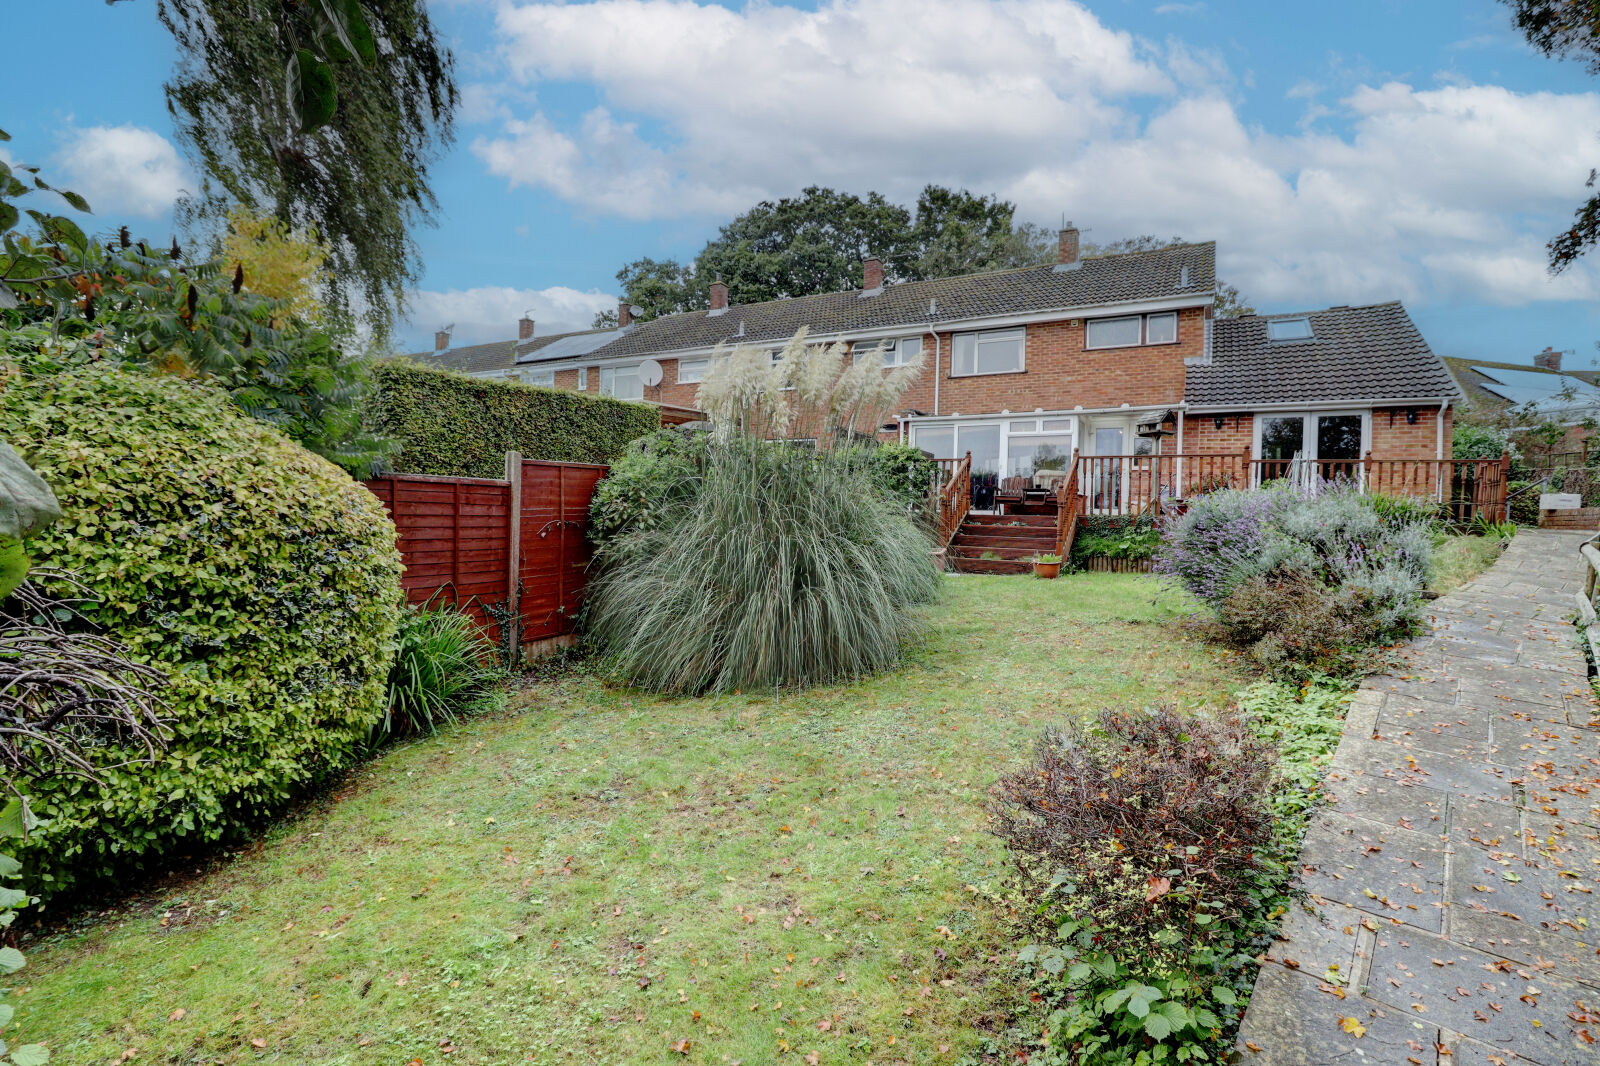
<box><xmin>412</xmin><ymin>225</ymin><xmax>1463</xmax><ymax>493</ymax></box>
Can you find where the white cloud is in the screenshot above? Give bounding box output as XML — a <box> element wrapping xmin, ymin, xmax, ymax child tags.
<box><xmin>474</xmin><ymin>0</ymin><xmax>1600</xmax><ymax>311</ymax></box>
<box><xmin>403</xmin><ymin>284</ymin><xmax>616</xmax><ymax>348</ymax></box>
<box><xmin>53</xmin><ymin>125</ymin><xmax>189</xmax><ymax>219</ymax></box>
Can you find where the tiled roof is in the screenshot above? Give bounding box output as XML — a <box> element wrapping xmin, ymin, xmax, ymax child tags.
<box><xmin>1188</xmin><ymin>302</ymin><xmax>1458</xmax><ymax>407</ymax></box>
<box><xmin>567</xmin><ymin>242</ymin><xmax>1216</xmax><ymax>361</ymax></box>
<box><xmin>402</xmin><ymin>338</ymin><xmax>517</xmax><ymax>375</ymax></box>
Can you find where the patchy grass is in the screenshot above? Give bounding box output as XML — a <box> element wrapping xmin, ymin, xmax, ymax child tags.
<box><xmin>18</xmin><ymin>574</ymin><xmax>1244</xmax><ymax>1066</ymax></box>
<box><xmin>1429</xmin><ymin>532</ymin><xmax>1509</xmax><ymax>595</ymax></box>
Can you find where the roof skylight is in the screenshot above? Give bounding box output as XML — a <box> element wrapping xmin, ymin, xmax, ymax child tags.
<box><xmin>1266</xmin><ymin>317</ymin><xmax>1314</xmax><ymax>342</ymax></box>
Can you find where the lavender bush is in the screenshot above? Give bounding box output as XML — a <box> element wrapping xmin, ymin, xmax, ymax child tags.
<box><xmin>1156</xmin><ymin>484</ymin><xmax>1431</xmax><ymax>675</ymax></box>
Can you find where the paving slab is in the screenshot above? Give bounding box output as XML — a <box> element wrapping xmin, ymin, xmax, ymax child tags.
<box><xmin>1239</xmin><ymin>531</ymin><xmax>1600</xmax><ymax>1064</ymax></box>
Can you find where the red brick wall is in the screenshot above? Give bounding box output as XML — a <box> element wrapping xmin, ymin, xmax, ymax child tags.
<box><xmin>1180</xmin><ymin>412</ymin><xmax>1253</xmax><ymax>454</ymax></box>
<box><xmin>1370</xmin><ymin>406</ymin><xmax>1444</xmax><ymax>460</ymax></box>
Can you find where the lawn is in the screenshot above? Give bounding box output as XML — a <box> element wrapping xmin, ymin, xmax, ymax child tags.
<box><xmin>1428</xmin><ymin>531</ymin><xmax>1510</xmax><ymax>595</ymax></box>
<box><xmin>17</xmin><ymin>573</ymin><xmax>1246</xmax><ymax>1065</ymax></box>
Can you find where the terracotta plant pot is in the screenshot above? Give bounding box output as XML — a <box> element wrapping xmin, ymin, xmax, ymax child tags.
<box><xmin>1033</xmin><ymin>561</ymin><xmax>1061</xmax><ymax>580</ymax></box>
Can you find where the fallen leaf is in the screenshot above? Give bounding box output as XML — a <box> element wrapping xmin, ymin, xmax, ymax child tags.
<box><xmin>1339</xmin><ymin>1017</ymin><xmax>1366</xmax><ymax>1038</ymax></box>
<box><xmin>168</xmin><ymin>1008</ymin><xmax>187</xmax><ymax>1022</ymax></box>
<box><xmin>670</xmin><ymin>1038</ymin><xmax>691</xmax><ymax>1054</ymax></box>
<box><xmin>1145</xmin><ymin>876</ymin><xmax>1171</xmax><ymax>902</ymax></box>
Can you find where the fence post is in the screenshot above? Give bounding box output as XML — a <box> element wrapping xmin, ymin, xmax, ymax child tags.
<box><xmin>1500</xmin><ymin>451</ymin><xmax>1512</xmax><ymax>522</ymax></box>
<box><xmin>503</xmin><ymin>450</ymin><xmax>523</xmax><ymax>661</ymax></box>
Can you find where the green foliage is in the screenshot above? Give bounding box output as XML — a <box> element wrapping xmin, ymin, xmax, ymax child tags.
<box><xmin>366</xmin><ymin>361</ymin><xmax>659</xmax><ymax>477</ymax></box>
<box><xmin>1072</xmin><ymin>514</ymin><xmax>1161</xmax><ymax>562</ymax></box>
<box><xmin>1469</xmin><ymin>514</ymin><xmax>1519</xmax><ymax>539</ymax></box>
<box><xmin>588</xmin><ymin>427</ymin><xmax>708</xmax><ymax>552</ymax></box>
<box><xmin>0</xmin><ymin>363</ymin><xmax>402</xmax><ymax>895</ymax></box>
<box><xmin>1237</xmin><ymin>679</ymin><xmax>1354</xmax><ymax>824</ymax></box>
<box><xmin>154</xmin><ymin>0</ymin><xmax>458</xmax><ymax>341</ymax></box>
<box><xmin>851</xmin><ymin>442</ymin><xmax>939</xmax><ymax>516</ymax></box>
<box><xmin>380</xmin><ymin>602</ymin><xmax>501</xmax><ymax>741</ymax></box>
<box><xmin>0</xmin><ymin>801</ymin><xmax>48</xmax><ymax>1065</ymax></box>
<box><xmin>991</xmin><ymin>709</ymin><xmax>1285</xmax><ymax>1065</ymax></box>
<box><xmin>586</xmin><ymin>436</ymin><xmax>940</xmax><ymax>694</ymax></box>
<box><xmin>1366</xmin><ymin>492</ymin><xmax>1443</xmax><ymax>530</ymax></box>
<box><xmin>0</xmin><ymin>156</ymin><xmax>393</xmax><ymax>475</ymax></box>
<box><xmin>1453</xmin><ymin>421</ymin><xmax>1519</xmax><ymax>463</ymax></box>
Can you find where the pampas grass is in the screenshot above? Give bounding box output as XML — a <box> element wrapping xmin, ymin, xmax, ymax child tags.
<box><xmin>585</xmin><ymin>435</ymin><xmax>939</xmax><ymax>694</ymax></box>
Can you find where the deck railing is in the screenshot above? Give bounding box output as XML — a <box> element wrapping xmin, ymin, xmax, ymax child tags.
<box><xmin>936</xmin><ymin>451</ymin><xmax>972</xmax><ymax>549</ymax></box>
<box><xmin>1054</xmin><ymin>448</ymin><xmax>1081</xmax><ymax>559</ymax></box>
<box><xmin>1061</xmin><ymin>451</ymin><xmax>1510</xmax><ymax>522</ymax></box>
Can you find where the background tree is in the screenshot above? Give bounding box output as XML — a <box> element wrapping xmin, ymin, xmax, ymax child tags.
<box><xmin>609</xmin><ymin>191</ymin><xmax>1252</xmax><ymax>321</ymax></box>
<box><xmin>219</xmin><ymin>206</ymin><xmax>332</xmax><ymax>325</ymax></box>
<box><xmin>140</xmin><ymin>0</ymin><xmax>458</xmax><ymax>343</ymax></box>
<box><xmin>1501</xmin><ymin>1</ymin><xmax>1600</xmax><ymax>269</ymax></box>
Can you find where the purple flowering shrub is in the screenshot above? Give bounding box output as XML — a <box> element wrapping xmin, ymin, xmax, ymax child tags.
<box><xmin>1157</xmin><ymin>485</ymin><xmax>1431</xmax><ymax>675</ymax></box>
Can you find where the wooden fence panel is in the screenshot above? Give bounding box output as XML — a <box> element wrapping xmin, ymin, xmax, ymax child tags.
<box><xmin>364</xmin><ymin>461</ymin><xmax>609</xmax><ymax>654</ymax></box>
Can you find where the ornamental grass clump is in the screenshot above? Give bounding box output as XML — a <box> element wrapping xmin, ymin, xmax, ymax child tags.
<box><xmin>584</xmin><ymin>329</ymin><xmax>938</xmax><ymax>694</ymax></box>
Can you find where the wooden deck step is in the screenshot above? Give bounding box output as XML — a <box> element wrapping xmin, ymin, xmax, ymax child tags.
<box><xmin>947</xmin><ymin>556</ymin><xmax>1034</xmax><ymax>575</ymax></box>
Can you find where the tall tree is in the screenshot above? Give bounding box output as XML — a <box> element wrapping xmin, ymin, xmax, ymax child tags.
<box><xmin>144</xmin><ymin>0</ymin><xmax>458</xmax><ymax>342</ymax></box>
<box><xmin>1502</xmin><ymin>1</ymin><xmax>1600</xmax><ymax>269</ymax></box>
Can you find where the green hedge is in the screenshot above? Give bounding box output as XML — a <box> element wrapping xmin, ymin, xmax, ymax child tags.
<box><xmin>366</xmin><ymin>361</ymin><xmax>661</xmax><ymax>477</ymax></box>
<box><xmin>0</xmin><ymin>364</ymin><xmax>402</xmax><ymax>895</ymax></box>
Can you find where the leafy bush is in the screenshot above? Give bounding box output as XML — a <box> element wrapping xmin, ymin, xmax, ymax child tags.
<box><xmin>1156</xmin><ymin>486</ymin><xmax>1431</xmax><ymax>675</ymax></box>
<box><xmin>366</xmin><ymin>361</ymin><xmax>660</xmax><ymax>478</ymax></box>
<box><xmin>381</xmin><ymin>602</ymin><xmax>502</xmax><ymax>740</ymax></box>
<box><xmin>1071</xmin><ymin>514</ymin><xmax>1160</xmax><ymax>562</ymax></box>
<box><xmin>0</xmin><ymin>364</ymin><xmax>402</xmax><ymax>895</ymax></box>
<box><xmin>1453</xmin><ymin>422</ymin><xmax>1518</xmax><ymax>464</ymax></box>
<box><xmin>852</xmin><ymin>442</ymin><xmax>939</xmax><ymax>515</ymax></box>
<box><xmin>586</xmin><ymin>434</ymin><xmax>939</xmax><ymax>694</ymax></box>
<box><xmin>1367</xmin><ymin>492</ymin><xmax>1442</xmax><ymax>530</ymax></box>
<box><xmin>588</xmin><ymin>427</ymin><xmax>709</xmax><ymax>553</ymax></box>
<box><xmin>990</xmin><ymin>708</ymin><xmax>1283</xmax><ymax>1065</ymax></box>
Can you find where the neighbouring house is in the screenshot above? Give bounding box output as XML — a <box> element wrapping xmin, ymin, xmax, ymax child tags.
<box><xmin>410</xmin><ymin>226</ymin><xmax>1460</xmax><ymax>481</ymax></box>
<box><xmin>1444</xmin><ymin>347</ymin><xmax>1600</xmax><ymax>460</ymax></box>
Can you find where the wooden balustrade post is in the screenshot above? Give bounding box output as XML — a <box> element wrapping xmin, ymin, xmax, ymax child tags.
<box><xmin>503</xmin><ymin>450</ymin><xmax>523</xmax><ymax>661</ymax></box>
<box><xmin>1500</xmin><ymin>450</ymin><xmax>1512</xmax><ymax>521</ymax></box>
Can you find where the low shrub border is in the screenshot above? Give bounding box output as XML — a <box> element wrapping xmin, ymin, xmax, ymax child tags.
<box><xmin>366</xmin><ymin>361</ymin><xmax>659</xmax><ymax>478</ymax></box>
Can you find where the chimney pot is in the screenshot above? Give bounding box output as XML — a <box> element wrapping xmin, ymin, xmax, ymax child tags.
<box><xmin>863</xmin><ymin>256</ymin><xmax>884</xmax><ymax>292</ymax></box>
<box><xmin>1534</xmin><ymin>346</ymin><xmax>1562</xmax><ymax>371</ymax></box>
<box><xmin>1056</xmin><ymin>223</ymin><xmax>1080</xmax><ymax>269</ymax></box>
<box><xmin>434</xmin><ymin>329</ymin><xmax>451</xmax><ymax>351</ymax></box>
<box><xmin>617</xmin><ymin>300</ymin><xmax>632</xmax><ymax>328</ymax></box>
<box><xmin>518</xmin><ymin>315</ymin><xmax>535</xmax><ymax>341</ymax></box>
<box><xmin>709</xmin><ymin>276</ymin><xmax>729</xmax><ymax>312</ymax></box>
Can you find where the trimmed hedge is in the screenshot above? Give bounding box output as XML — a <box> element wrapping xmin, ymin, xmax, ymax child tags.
<box><xmin>366</xmin><ymin>361</ymin><xmax>661</xmax><ymax>477</ymax></box>
<box><xmin>0</xmin><ymin>364</ymin><xmax>403</xmax><ymax>895</ymax></box>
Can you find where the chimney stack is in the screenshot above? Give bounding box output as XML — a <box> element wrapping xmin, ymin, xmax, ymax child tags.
<box><xmin>709</xmin><ymin>275</ymin><xmax>729</xmax><ymax>312</ymax></box>
<box><xmin>434</xmin><ymin>328</ymin><xmax>451</xmax><ymax>351</ymax></box>
<box><xmin>863</xmin><ymin>255</ymin><xmax>884</xmax><ymax>292</ymax></box>
<box><xmin>1534</xmin><ymin>346</ymin><xmax>1562</xmax><ymax>371</ymax></box>
<box><xmin>1056</xmin><ymin>223</ymin><xmax>1079</xmax><ymax>269</ymax></box>
<box><xmin>518</xmin><ymin>315</ymin><xmax>535</xmax><ymax>341</ymax></box>
<box><xmin>618</xmin><ymin>300</ymin><xmax>632</xmax><ymax>328</ymax></box>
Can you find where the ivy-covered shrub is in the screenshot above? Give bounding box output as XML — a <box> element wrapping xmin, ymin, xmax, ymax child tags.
<box><xmin>850</xmin><ymin>442</ymin><xmax>939</xmax><ymax>515</ymax></box>
<box><xmin>990</xmin><ymin>708</ymin><xmax>1285</xmax><ymax>1065</ymax></box>
<box><xmin>366</xmin><ymin>361</ymin><xmax>660</xmax><ymax>478</ymax></box>
<box><xmin>0</xmin><ymin>364</ymin><xmax>402</xmax><ymax>895</ymax></box>
<box><xmin>1155</xmin><ymin>486</ymin><xmax>1431</xmax><ymax>676</ymax></box>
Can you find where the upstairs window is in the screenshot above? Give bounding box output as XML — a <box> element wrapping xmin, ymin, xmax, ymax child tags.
<box><xmin>852</xmin><ymin>336</ymin><xmax>923</xmax><ymax>367</ymax></box>
<box><xmin>1085</xmin><ymin>312</ymin><xmax>1178</xmax><ymax>349</ymax></box>
<box><xmin>1266</xmin><ymin>317</ymin><xmax>1314</xmax><ymax>342</ymax></box>
<box><xmin>952</xmin><ymin>328</ymin><xmax>1025</xmax><ymax>376</ymax></box>
<box><xmin>677</xmin><ymin>358</ymin><xmax>709</xmax><ymax>384</ymax></box>
<box><xmin>601</xmin><ymin>365</ymin><xmax>643</xmax><ymax>400</ymax></box>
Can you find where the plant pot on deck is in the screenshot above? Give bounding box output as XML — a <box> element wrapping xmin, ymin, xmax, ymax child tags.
<box><xmin>1032</xmin><ymin>557</ymin><xmax>1062</xmax><ymax>580</ymax></box>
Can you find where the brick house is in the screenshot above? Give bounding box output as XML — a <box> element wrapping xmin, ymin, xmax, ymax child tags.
<box><xmin>412</xmin><ymin>226</ymin><xmax>1461</xmax><ymax>489</ymax></box>
<box><xmin>1444</xmin><ymin>347</ymin><xmax>1600</xmax><ymax>459</ymax></box>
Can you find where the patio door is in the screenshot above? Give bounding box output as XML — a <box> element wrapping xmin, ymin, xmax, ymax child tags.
<box><xmin>1254</xmin><ymin>412</ymin><xmax>1368</xmax><ymax>485</ymax></box>
<box><xmin>957</xmin><ymin>423</ymin><xmax>1002</xmax><ymax>509</ymax></box>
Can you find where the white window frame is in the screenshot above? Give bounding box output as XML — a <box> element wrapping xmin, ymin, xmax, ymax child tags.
<box><xmin>951</xmin><ymin>328</ymin><xmax>1025</xmax><ymax>377</ymax></box>
<box><xmin>1252</xmin><ymin>411</ymin><xmax>1370</xmax><ymax>470</ymax></box>
<box><xmin>577</xmin><ymin>367</ymin><xmax>588</xmax><ymax>390</ymax></box>
<box><xmin>852</xmin><ymin>336</ymin><xmax>923</xmax><ymax>368</ymax></box>
<box><xmin>523</xmin><ymin>367</ymin><xmax>555</xmax><ymax>388</ymax></box>
<box><xmin>676</xmin><ymin>358</ymin><xmax>709</xmax><ymax>384</ymax></box>
<box><xmin>601</xmin><ymin>365</ymin><xmax>644</xmax><ymax>401</ymax></box>
<box><xmin>1085</xmin><ymin>312</ymin><xmax>1180</xmax><ymax>350</ymax></box>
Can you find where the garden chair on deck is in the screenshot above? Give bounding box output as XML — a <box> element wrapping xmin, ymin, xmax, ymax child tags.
<box><xmin>995</xmin><ymin>476</ymin><xmax>1029</xmax><ymax>513</ymax></box>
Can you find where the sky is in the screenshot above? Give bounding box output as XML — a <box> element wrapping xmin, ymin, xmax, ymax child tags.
<box><xmin>10</xmin><ymin>0</ymin><xmax>1600</xmax><ymax>367</ymax></box>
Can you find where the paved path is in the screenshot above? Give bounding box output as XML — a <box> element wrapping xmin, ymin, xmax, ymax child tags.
<box><xmin>1237</xmin><ymin>531</ymin><xmax>1600</xmax><ymax>1066</ymax></box>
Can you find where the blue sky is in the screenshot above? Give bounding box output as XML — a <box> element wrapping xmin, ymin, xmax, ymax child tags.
<box><xmin>10</xmin><ymin>0</ymin><xmax>1600</xmax><ymax>367</ymax></box>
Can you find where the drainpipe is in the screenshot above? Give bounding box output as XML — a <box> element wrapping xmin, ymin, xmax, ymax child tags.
<box><xmin>930</xmin><ymin>326</ymin><xmax>941</xmax><ymax>416</ymax></box>
<box><xmin>1435</xmin><ymin>399</ymin><xmax>1447</xmax><ymax>461</ymax></box>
